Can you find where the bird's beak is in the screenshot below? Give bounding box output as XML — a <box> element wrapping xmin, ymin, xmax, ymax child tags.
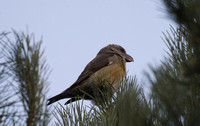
<box><xmin>125</xmin><ymin>54</ymin><xmax>133</xmax><ymax>62</ymax></box>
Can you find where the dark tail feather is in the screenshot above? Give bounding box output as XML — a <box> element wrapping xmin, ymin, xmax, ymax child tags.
<box><xmin>47</xmin><ymin>93</ymin><xmax>65</xmax><ymax>105</ymax></box>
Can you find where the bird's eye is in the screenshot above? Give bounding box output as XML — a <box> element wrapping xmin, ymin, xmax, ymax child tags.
<box><xmin>120</xmin><ymin>48</ymin><xmax>125</xmax><ymax>53</ymax></box>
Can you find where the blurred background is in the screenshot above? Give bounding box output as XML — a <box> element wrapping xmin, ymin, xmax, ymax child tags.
<box><xmin>0</xmin><ymin>0</ymin><xmax>172</xmax><ymax>108</ymax></box>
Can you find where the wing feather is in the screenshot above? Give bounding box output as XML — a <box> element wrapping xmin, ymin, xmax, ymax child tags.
<box><xmin>68</xmin><ymin>54</ymin><xmax>113</xmax><ymax>90</ymax></box>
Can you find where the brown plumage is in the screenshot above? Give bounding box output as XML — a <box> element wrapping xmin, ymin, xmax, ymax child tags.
<box><xmin>47</xmin><ymin>44</ymin><xmax>133</xmax><ymax>105</ymax></box>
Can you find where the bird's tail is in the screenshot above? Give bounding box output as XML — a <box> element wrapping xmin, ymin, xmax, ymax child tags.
<box><xmin>47</xmin><ymin>93</ymin><xmax>66</xmax><ymax>105</ymax></box>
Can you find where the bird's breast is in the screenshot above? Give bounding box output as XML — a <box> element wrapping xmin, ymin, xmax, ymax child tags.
<box><xmin>91</xmin><ymin>62</ymin><xmax>126</xmax><ymax>91</ymax></box>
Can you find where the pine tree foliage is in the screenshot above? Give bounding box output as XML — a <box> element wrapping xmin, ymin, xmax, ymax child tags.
<box><xmin>0</xmin><ymin>32</ymin><xmax>18</xmax><ymax>125</ymax></box>
<box><xmin>150</xmin><ymin>27</ymin><xmax>200</xmax><ymax>126</ymax></box>
<box><xmin>0</xmin><ymin>63</ymin><xmax>15</xmax><ymax>125</ymax></box>
<box><xmin>163</xmin><ymin>0</ymin><xmax>200</xmax><ymax>74</ymax></box>
<box><xmin>149</xmin><ymin>0</ymin><xmax>200</xmax><ymax>125</ymax></box>
<box><xmin>0</xmin><ymin>31</ymin><xmax>51</xmax><ymax>126</ymax></box>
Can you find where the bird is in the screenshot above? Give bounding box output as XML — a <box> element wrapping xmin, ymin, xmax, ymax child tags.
<box><xmin>47</xmin><ymin>44</ymin><xmax>133</xmax><ymax>105</ymax></box>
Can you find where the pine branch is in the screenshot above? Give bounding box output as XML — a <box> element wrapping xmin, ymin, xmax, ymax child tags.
<box><xmin>0</xmin><ymin>30</ymin><xmax>51</xmax><ymax>125</ymax></box>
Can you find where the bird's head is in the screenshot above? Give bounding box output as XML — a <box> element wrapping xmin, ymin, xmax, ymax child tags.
<box><xmin>98</xmin><ymin>44</ymin><xmax>134</xmax><ymax>62</ymax></box>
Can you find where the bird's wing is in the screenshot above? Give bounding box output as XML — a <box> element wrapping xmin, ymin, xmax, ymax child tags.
<box><xmin>68</xmin><ymin>53</ymin><xmax>113</xmax><ymax>90</ymax></box>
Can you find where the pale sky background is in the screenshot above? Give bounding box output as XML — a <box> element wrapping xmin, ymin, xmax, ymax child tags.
<box><xmin>1</xmin><ymin>0</ymin><xmax>173</xmax><ymax>105</ymax></box>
